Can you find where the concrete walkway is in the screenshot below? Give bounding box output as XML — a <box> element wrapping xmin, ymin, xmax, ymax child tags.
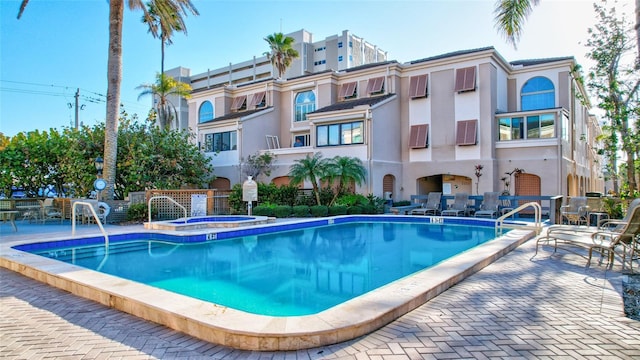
<box><xmin>1</xmin><ymin>219</ymin><xmax>639</xmax><ymax>359</ymax></box>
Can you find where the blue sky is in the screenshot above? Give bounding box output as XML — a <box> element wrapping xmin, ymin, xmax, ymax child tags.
<box><xmin>1</xmin><ymin>0</ymin><xmax>632</xmax><ymax>137</ymax></box>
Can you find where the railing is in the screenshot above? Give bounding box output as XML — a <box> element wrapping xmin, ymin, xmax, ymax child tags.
<box><xmin>148</xmin><ymin>195</ymin><xmax>187</xmax><ymax>225</ymax></box>
<box><xmin>71</xmin><ymin>201</ymin><xmax>109</xmax><ymax>245</ymax></box>
<box><xmin>495</xmin><ymin>202</ymin><xmax>543</xmax><ymax>237</ymax></box>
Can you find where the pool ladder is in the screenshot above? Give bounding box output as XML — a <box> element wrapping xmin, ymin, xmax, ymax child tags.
<box><xmin>495</xmin><ymin>201</ymin><xmax>543</xmax><ymax>237</ymax></box>
<box><xmin>147</xmin><ymin>195</ymin><xmax>188</xmax><ymax>226</ymax></box>
<box><xmin>71</xmin><ymin>201</ymin><xmax>109</xmax><ymax>245</ymax></box>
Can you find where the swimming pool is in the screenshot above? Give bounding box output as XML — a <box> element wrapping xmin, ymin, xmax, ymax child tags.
<box><xmin>21</xmin><ymin>221</ymin><xmax>495</xmax><ymax>316</ymax></box>
<box><xmin>1</xmin><ymin>215</ymin><xmax>536</xmax><ymax>350</ymax></box>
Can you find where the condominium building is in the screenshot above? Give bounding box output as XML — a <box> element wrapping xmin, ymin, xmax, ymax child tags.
<box><xmin>190</xmin><ymin>45</ymin><xmax>604</xmax><ymax>200</ymax></box>
<box><xmin>164</xmin><ymin>29</ymin><xmax>387</xmax><ymax>131</ymax></box>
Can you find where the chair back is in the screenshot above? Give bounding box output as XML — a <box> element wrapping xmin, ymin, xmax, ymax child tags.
<box><xmin>425</xmin><ymin>192</ymin><xmax>442</xmax><ymax>210</ymax></box>
<box><xmin>451</xmin><ymin>193</ymin><xmax>469</xmax><ymax>211</ymax></box>
<box><xmin>618</xmin><ymin>206</ymin><xmax>640</xmax><ymax>244</ymax></box>
<box><xmin>566</xmin><ymin>197</ymin><xmax>588</xmax><ymax>215</ymax></box>
<box><xmin>479</xmin><ymin>192</ymin><xmax>500</xmax><ymax>210</ymax></box>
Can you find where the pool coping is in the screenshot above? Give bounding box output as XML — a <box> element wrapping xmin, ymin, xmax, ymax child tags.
<box><xmin>0</xmin><ymin>216</ymin><xmax>536</xmax><ymax>351</ymax></box>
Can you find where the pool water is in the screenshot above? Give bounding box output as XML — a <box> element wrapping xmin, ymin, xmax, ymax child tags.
<box><xmin>29</xmin><ymin>221</ymin><xmax>496</xmax><ymax>316</ymax></box>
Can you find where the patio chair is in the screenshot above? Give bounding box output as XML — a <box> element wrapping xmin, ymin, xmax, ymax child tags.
<box><xmin>411</xmin><ymin>192</ymin><xmax>442</xmax><ymax>216</ymax></box>
<box><xmin>560</xmin><ymin>196</ymin><xmax>589</xmax><ymax>225</ymax></box>
<box><xmin>441</xmin><ymin>193</ymin><xmax>469</xmax><ymax>217</ymax></box>
<box><xmin>41</xmin><ymin>198</ymin><xmax>62</xmax><ymax>223</ymax></box>
<box><xmin>535</xmin><ymin>201</ymin><xmax>640</xmax><ymax>270</ymax></box>
<box><xmin>474</xmin><ymin>192</ymin><xmax>500</xmax><ymax>218</ymax></box>
<box><xmin>83</xmin><ymin>200</ymin><xmax>110</xmax><ymax>224</ymax></box>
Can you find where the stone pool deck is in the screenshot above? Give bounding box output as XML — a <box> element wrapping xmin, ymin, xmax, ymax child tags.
<box><xmin>1</xmin><ymin>219</ymin><xmax>640</xmax><ymax>358</ymax></box>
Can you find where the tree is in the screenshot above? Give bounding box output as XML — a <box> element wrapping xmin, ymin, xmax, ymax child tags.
<box><xmin>241</xmin><ymin>152</ymin><xmax>276</xmax><ymax>182</ymax></box>
<box><xmin>585</xmin><ymin>0</ymin><xmax>640</xmax><ymax>194</ymax></box>
<box><xmin>493</xmin><ymin>0</ymin><xmax>540</xmax><ymax>49</ymax></box>
<box><xmin>17</xmin><ymin>0</ymin><xmax>198</xmax><ymax>201</ymax></box>
<box><xmin>137</xmin><ymin>73</ymin><xmax>192</xmax><ymax>129</ymax></box>
<box><xmin>325</xmin><ymin>156</ymin><xmax>367</xmax><ymax>205</ymax></box>
<box><xmin>288</xmin><ymin>153</ymin><xmax>330</xmax><ymax>206</ymax></box>
<box><xmin>142</xmin><ymin>1</ymin><xmax>197</xmax><ymax>75</ymax></box>
<box><xmin>263</xmin><ymin>32</ymin><xmax>299</xmax><ymax>79</ymax></box>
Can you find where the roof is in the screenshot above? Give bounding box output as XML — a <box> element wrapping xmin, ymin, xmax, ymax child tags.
<box><xmin>409</xmin><ymin>47</ymin><xmax>495</xmax><ymax>65</ymax></box>
<box><xmin>510</xmin><ymin>57</ymin><xmax>575</xmax><ymax>67</ymax></box>
<box><xmin>199</xmin><ymin>107</ymin><xmax>272</xmax><ymax>124</ymax></box>
<box><xmin>343</xmin><ymin>60</ymin><xmax>398</xmax><ymax>73</ymax></box>
<box><xmin>311</xmin><ymin>93</ymin><xmax>395</xmax><ymax>114</ymax></box>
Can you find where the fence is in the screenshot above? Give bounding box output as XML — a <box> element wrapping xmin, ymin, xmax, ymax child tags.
<box><xmin>146</xmin><ymin>189</ymin><xmax>231</xmax><ymax>220</ymax></box>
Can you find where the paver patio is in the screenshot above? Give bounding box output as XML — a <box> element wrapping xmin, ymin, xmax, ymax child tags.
<box><xmin>1</xmin><ymin>221</ymin><xmax>639</xmax><ymax>359</ymax></box>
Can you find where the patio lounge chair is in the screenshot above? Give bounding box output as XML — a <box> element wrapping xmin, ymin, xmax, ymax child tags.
<box><xmin>42</xmin><ymin>198</ymin><xmax>62</xmax><ymax>223</ymax></box>
<box><xmin>411</xmin><ymin>192</ymin><xmax>442</xmax><ymax>216</ymax></box>
<box><xmin>441</xmin><ymin>193</ymin><xmax>469</xmax><ymax>217</ymax></box>
<box><xmin>560</xmin><ymin>196</ymin><xmax>589</xmax><ymax>225</ymax></box>
<box><xmin>535</xmin><ymin>201</ymin><xmax>640</xmax><ymax>270</ymax></box>
<box><xmin>474</xmin><ymin>192</ymin><xmax>500</xmax><ymax>218</ymax></box>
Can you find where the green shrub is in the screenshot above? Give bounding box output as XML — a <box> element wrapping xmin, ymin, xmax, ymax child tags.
<box><xmin>393</xmin><ymin>200</ymin><xmax>411</xmax><ymax>206</ymax></box>
<box><xmin>362</xmin><ymin>204</ymin><xmax>378</xmax><ymax>214</ymax></box>
<box><xmin>292</xmin><ymin>205</ymin><xmax>310</xmax><ymax>217</ymax></box>
<box><xmin>127</xmin><ymin>203</ymin><xmax>157</xmax><ymax>222</ymax></box>
<box><xmin>273</xmin><ymin>205</ymin><xmax>292</xmax><ymax>218</ymax></box>
<box><xmin>252</xmin><ymin>205</ymin><xmax>274</xmax><ymax>216</ymax></box>
<box><xmin>347</xmin><ymin>205</ymin><xmax>363</xmax><ymax>214</ymax></box>
<box><xmin>328</xmin><ymin>205</ymin><xmax>348</xmax><ymax>216</ymax></box>
<box><xmin>335</xmin><ymin>194</ymin><xmax>369</xmax><ymax>207</ymax></box>
<box><xmin>310</xmin><ymin>205</ymin><xmax>329</xmax><ymax>217</ymax></box>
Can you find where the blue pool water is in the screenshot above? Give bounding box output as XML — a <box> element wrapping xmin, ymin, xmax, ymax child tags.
<box><xmin>18</xmin><ymin>219</ymin><xmax>497</xmax><ymax>316</ymax></box>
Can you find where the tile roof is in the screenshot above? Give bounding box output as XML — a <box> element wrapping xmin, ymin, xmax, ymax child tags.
<box><xmin>510</xmin><ymin>57</ymin><xmax>575</xmax><ymax>67</ymax></box>
<box><xmin>409</xmin><ymin>47</ymin><xmax>495</xmax><ymax>64</ymax></box>
<box><xmin>199</xmin><ymin>107</ymin><xmax>272</xmax><ymax>124</ymax></box>
<box><xmin>310</xmin><ymin>93</ymin><xmax>396</xmax><ymax>114</ymax></box>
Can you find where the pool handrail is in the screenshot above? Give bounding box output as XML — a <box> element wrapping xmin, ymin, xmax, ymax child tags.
<box><xmin>71</xmin><ymin>201</ymin><xmax>109</xmax><ymax>245</ymax></box>
<box><xmin>495</xmin><ymin>201</ymin><xmax>542</xmax><ymax>237</ymax></box>
<box><xmin>147</xmin><ymin>195</ymin><xmax>188</xmax><ymax>225</ymax></box>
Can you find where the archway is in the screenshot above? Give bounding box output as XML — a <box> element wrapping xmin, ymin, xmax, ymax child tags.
<box><xmin>210</xmin><ymin>177</ymin><xmax>231</xmax><ymax>190</ymax></box>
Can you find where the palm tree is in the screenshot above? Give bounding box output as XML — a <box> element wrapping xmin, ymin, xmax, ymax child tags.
<box><xmin>263</xmin><ymin>32</ymin><xmax>299</xmax><ymax>79</ymax></box>
<box><xmin>288</xmin><ymin>153</ymin><xmax>330</xmax><ymax>205</ymax></box>
<box><xmin>493</xmin><ymin>0</ymin><xmax>540</xmax><ymax>49</ymax></box>
<box><xmin>325</xmin><ymin>156</ymin><xmax>367</xmax><ymax>205</ymax></box>
<box><xmin>17</xmin><ymin>0</ymin><xmax>197</xmax><ymax>201</ymax></box>
<box><xmin>142</xmin><ymin>1</ymin><xmax>197</xmax><ymax>75</ymax></box>
<box><xmin>137</xmin><ymin>73</ymin><xmax>192</xmax><ymax>129</ymax></box>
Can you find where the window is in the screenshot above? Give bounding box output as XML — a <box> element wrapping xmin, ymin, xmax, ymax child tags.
<box><xmin>409</xmin><ymin>124</ymin><xmax>429</xmax><ymax>148</ymax></box>
<box><xmin>230</xmin><ymin>95</ymin><xmax>247</xmax><ymax>111</ymax></box>
<box><xmin>317</xmin><ymin>121</ymin><xmax>364</xmax><ymax>147</ymax></box>
<box><xmin>338</xmin><ymin>42</ymin><xmax>343</xmax><ymax>48</ymax></box>
<box><xmin>338</xmin><ymin>55</ymin><xmax>343</xmax><ymax>62</ymax></box>
<box><xmin>349</xmin><ymin>41</ymin><xmax>353</xmax><ymax>48</ymax></box>
<box><xmin>409</xmin><ymin>75</ymin><xmax>428</xmax><ymax>98</ymax></box>
<box><xmin>521</xmin><ymin>77</ymin><xmax>554</xmax><ymax>111</ymax></box>
<box><xmin>339</xmin><ymin>82</ymin><xmax>357</xmax><ymax>99</ymax></box>
<box><xmin>366</xmin><ymin>77</ymin><xmax>385</xmax><ymax>95</ymax></box>
<box><xmin>497</xmin><ymin>113</ymin><xmax>555</xmax><ymax>140</ymax></box>
<box><xmin>198</xmin><ymin>101</ymin><xmax>214</xmax><ymax>123</ymax></box>
<box><xmin>248</xmin><ymin>91</ymin><xmax>266</xmax><ymax>108</ymax></box>
<box><xmin>203</xmin><ymin>131</ymin><xmax>237</xmax><ymax>152</ymax></box>
<box><xmin>293</xmin><ymin>134</ymin><xmax>310</xmax><ymax>147</ymax></box>
<box><xmin>456</xmin><ymin>120</ymin><xmax>477</xmax><ymax>145</ymax></box>
<box><xmin>295</xmin><ymin>90</ymin><xmax>316</xmax><ymax>122</ymax></box>
<box><xmin>454</xmin><ymin>66</ymin><xmax>476</xmax><ymax>92</ymax></box>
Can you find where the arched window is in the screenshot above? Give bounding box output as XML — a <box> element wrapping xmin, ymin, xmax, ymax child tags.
<box><xmin>295</xmin><ymin>91</ymin><xmax>315</xmax><ymax>122</ymax></box>
<box><xmin>199</xmin><ymin>101</ymin><xmax>214</xmax><ymax>123</ymax></box>
<box><xmin>521</xmin><ymin>77</ymin><xmax>554</xmax><ymax>111</ymax></box>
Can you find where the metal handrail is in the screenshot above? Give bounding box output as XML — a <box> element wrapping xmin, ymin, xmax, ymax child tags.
<box><xmin>147</xmin><ymin>195</ymin><xmax>187</xmax><ymax>225</ymax></box>
<box><xmin>495</xmin><ymin>201</ymin><xmax>542</xmax><ymax>237</ymax></box>
<box><xmin>71</xmin><ymin>201</ymin><xmax>109</xmax><ymax>245</ymax></box>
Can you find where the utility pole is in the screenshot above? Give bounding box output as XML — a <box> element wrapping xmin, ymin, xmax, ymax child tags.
<box><xmin>75</xmin><ymin>88</ymin><xmax>80</xmax><ymax>129</ymax></box>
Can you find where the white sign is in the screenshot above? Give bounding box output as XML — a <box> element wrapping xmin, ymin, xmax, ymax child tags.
<box><xmin>191</xmin><ymin>194</ymin><xmax>207</xmax><ymax>217</ymax></box>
